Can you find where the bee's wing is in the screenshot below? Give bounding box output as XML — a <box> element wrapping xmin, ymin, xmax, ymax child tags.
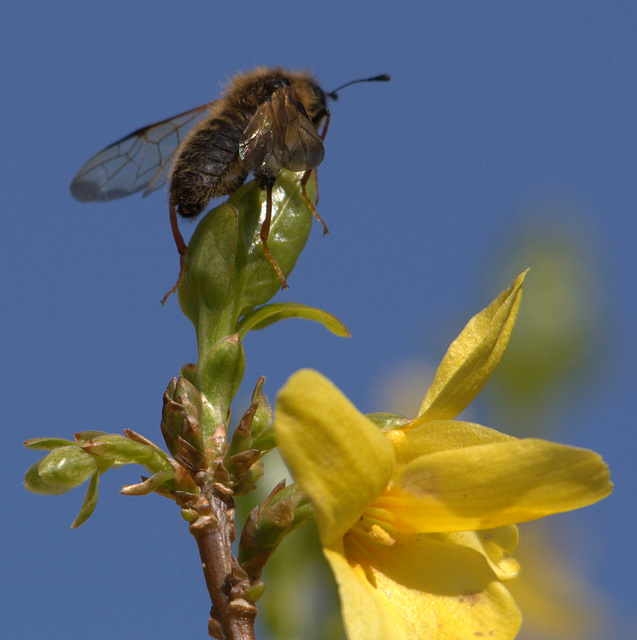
<box><xmin>70</xmin><ymin>102</ymin><xmax>215</xmax><ymax>202</ymax></box>
<box><xmin>238</xmin><ymin>101</ymin><xmax>281</xmax><ymax>177</ymax></box>
<box><xmin>271</xmin><ymin>88</ymin><xmax>325</xmax><ymax>172</ymax></box>
<box><xmin>239</xmin><ymin>87</ymin><xmax>325</xmax><ymax>179</ymax></box>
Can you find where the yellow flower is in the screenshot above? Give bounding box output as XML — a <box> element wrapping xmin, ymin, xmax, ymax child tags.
<box><xmin>274</xmin><ymin>273</ymin><xmax>612</xmax><ymax>640</ymax></box>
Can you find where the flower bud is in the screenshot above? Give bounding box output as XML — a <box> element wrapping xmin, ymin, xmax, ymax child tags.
<box><xmin>178</xmin><ymin>172</ymin><xmax>316</xmax><ymax>341</ymax></box>
<box><xmin>249</xmin><ymin>377</ymin><xmax>272</xmax><ymax>440</ymax></box>
<box><xmin>238</xmin><ymin>481</ymin><xmax>312</xmax><ymax>579</ymax></box>
<box><xmin>161</xmin><ymin>377</ymin><xmax>205</xmax><ymax>467</ymax></box>
<box><xmin>178</xmin><ymin>200</ymin><xmax>240</xmax><ymax>327</ymax></box>
<box><xmin>234</xmin><ymin>171</ymin><xmax>316</xmax><ymax>314</ymax></box>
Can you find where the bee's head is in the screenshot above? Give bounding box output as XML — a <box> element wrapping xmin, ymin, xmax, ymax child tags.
<box><xmin>287</xmin><ymin>72</ymin><xmax>329</xmax><ymax>125</ymax></box>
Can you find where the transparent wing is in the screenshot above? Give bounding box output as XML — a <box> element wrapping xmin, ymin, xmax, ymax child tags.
<box><xmin>239</xmin><ymin>87</ymin><xmax>324</xmax><ymax>179</ymax></box>
<box><xmin>238</xmin><ymin>101</ymin><xmax>281</xmax><ymax>177</ymax></box>
<box><xmin>70</xmin><ymin>102</ymin><xmax>215</xmax><ymax>202</ymax></box>
<box><xmin>271</xmin><ymin>88</ymin><xmax>325</xmax><ymax>171</ymax></box>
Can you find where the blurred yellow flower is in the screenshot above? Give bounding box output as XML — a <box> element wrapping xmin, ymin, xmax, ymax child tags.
<box><xmin>275</xmin><ymin>273</ymin><xmax>612</xmax><ymax>640</ymax></box>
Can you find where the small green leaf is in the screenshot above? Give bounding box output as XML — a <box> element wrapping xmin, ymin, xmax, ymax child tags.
<box><xmin>120</xmin><ymin>470</ymin><xmax>175</xmax><ymax>496</ymax></box>
<box><xmin>81</xmin><ymin>434</ymin><xmax>170</xmax><ymax>474</ymax></box>
<box><xmin>237</xmin><ymin>302</ymin><xmax>350</xmax><ymax>339</ymax></box>
<box><xmin>236</xmin><ymin>171</ymin><xmax>317</xmax><ymax>314</ymax></box>
<box><xmin>24</xmin><ymin>461</ymin><xmax>71</xmax><ymax>495</ymax></box>
<box><xmin>71</xmin><ymin>471</ymin><xmax>100</xmax><ymax>528</ymax></box>
<box><xmin>24</xmin><ymin>446</ymin><xmax>99</xmax><ymax>495</ymax></box>
<box><xmin>251</xmin><ymin>423</ymin><xmax>275</xmax><ymax>453</ymax></box>
<box><xmin>74</xmin><ymin>431</ymin><xmax>108</xmax><ymax>443</ymax></box>
<box><xmin>23</xmin><ymin>437</ymin><xmax>77</xmax><ymax>451</ymax></box>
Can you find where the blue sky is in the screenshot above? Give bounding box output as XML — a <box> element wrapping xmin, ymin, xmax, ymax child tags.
<box><xmin>3</xmin><ymin>2</ymin><xmax>636</xmax><ymax>638</ymax></box>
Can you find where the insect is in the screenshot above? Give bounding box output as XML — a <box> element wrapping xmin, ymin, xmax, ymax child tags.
<box><xmin>70</xmin><ymin>67</ymin><xmax>390</xmax><ymax>299</ymax></box>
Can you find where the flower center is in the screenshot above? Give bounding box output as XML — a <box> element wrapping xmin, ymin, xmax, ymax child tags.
<box><xmin>349</xmin><ymin>507</ymin><xmax>397</xmax><ymax>548</ymax></box>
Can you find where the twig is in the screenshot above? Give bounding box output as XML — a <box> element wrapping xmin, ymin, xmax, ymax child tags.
<box><xmin>189</xmin><ymin>486</ymin><xmax>257</xmax><ymax>640</ymax></box>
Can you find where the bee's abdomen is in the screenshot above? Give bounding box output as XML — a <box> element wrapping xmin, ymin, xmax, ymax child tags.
<box><xmin>170</xmin><ymin>116</ymin><xmax>249</xmax><ymax>218</ymax></box>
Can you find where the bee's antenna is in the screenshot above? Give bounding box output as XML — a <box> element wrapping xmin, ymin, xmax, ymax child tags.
<box><xmin>327</xmin><ymin>74</ymin><xmax>391</xmax><ymax>100</ymax></box>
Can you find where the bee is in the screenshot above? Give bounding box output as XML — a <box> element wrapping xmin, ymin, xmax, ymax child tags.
<box><xmin>70</xmin><ymin>67</ymin><xmax>390</xmax><ymax>298</ymax></box>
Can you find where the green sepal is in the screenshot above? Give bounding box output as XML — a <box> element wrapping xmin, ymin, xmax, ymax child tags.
<box><xmin>24</xmin><ymin>446</ymin><xmax>100</xmax><ymax>495</ymax></box>
<box><xmin>237</xmin><ymin>302</ymin><xmax>350</xmax><ymax>339</ymax></box>
<box><xmin>198</xmin><ymin>334</ymin><xmax>245</xmax><ymax>435</ymax></box>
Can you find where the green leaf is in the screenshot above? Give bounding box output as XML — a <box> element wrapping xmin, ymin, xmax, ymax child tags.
<box><xmin>71</xmin><ymin>471</ymin><xmax>100</xmax><ymax>528</ymax></box>
<box><xmin>24</xmin><ymin>460</ymin><xmax>72</xmax><ymax>495</ymax></box>
<box><xmin>178</xmin><ymin>200</ymin><xmax>240</xmax><ymax>328</ymax></box>
<box><xmin>120</xmin><ymin>470</ymin><xmax>176</xmax><ymax>496</ymax></box>
<box><xmin>23</xmin><ymin>437</ymin><xmax>76</xmax><ymax>450</ymax></box>
<box><xmin>237</xmin><ymin>302</ymin><xmax>350</xmax><ymax>339</ymax></box>
<box><xmin>74</xmin><ymin>431</ymin><xmax>108</xmax><ymax>443</ymax></box>
<box><xmin>24</xmin><ymin>446</ymin><xmax>99</xmax><ymax>495</ymax></box>
<box><xmin>81</xmin><ymin>434</ymin><xmax>171</xmax><ymax>474</ymax></box>
<box><xmin>236</xmin><ymin>171</ymin><xmax>317</xmax><ymax>315</ymax></box>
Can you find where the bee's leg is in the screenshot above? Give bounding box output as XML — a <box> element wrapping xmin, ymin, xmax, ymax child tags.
<box><xmin>161</xmin><ymin>203</ymin><xmax>188</xmax><ymax>305</ymax></box>
<box><xmin>319</xmin><ymin>109</ymin><xmax>331</xmax><ymax>141</ymax></box>
<box><xmin>301</xmin><ymin>168</ymin><xmax>328</xmax><ymax>235</ymax></box>
<box><xmin>261</xmin><ymin>182</ymin><xmax>289</xmax><ymax>289</ymax></box>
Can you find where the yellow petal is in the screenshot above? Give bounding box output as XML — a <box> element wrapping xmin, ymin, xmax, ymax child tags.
<box><xmin>276</xmin><ymin>369</ymin><xmax>395</xmax><ymax>545</ymax></box>
<box><xmin>386</xmin><ymin>420</ymin><xmax>514</xmax><ymax>468</ymax></box>
<box><xmin>416</xmin><ymin>271</ymin><xmax>526</xmax><ymax>423</ymax></box>
<box><xmin>324</xmin><ymin>542</ymin><xmax>410</xmax><ymax>640</ymax></box>
<box><xmin>332</xmin><ymin>531</ymin><xmax>521</xmax><ymax>639</ymax></box>
<box><xmin>375</xmin><ymin>439</ymin><xmax>611</xmax><ymax>533</ymax></box>
<box><xmin>432</xmin><ymin>527</ymin><xmax>520</xmax><ymax>580</ymax></box>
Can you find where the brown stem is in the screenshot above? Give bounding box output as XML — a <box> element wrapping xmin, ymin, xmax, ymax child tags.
<box><xmin>189</xmin><ymin>489</ymin><xmax>257</xmax><ymax>640</ymax></box>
